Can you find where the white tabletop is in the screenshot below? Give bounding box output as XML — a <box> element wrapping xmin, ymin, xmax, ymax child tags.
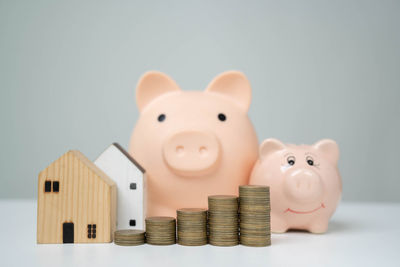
<box><xmin>1</xmin><ymin>200</ymin><xmax>398</xmax><ymax>267</ymax></box>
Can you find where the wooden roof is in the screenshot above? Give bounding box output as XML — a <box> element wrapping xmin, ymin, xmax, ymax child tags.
<box><xmin>39</xmin><ymin>150</ymin><xmax>116</xmax><ymax>187</ymax></box>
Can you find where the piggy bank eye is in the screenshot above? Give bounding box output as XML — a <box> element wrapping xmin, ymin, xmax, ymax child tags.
<box><xmin>306</xmin><ymin>156</ymin><xmax>314</xmax><ymax>166</ymax></box>
<box><xmin>287</xmin><ymin>156</ymin><xmax>295</xmax><ymax>166</ymax></box>
<box><xmin>218</xmin><ymin>113</ymin><xmax>226</xmax><ymax>121</ymax></box>
<box><xmin>157</xmin><ymin>114</ymin><xmax>166</xmax><ymax>122</ymax></box>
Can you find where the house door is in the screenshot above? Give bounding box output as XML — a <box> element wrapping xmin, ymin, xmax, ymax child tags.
<box><xmin>63</xmin><ymin>222</ymin><xmax>74</xmax><ymax>243</ymax></box>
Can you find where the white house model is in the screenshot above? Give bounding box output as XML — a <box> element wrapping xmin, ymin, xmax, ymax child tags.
<box><xmin>95</xmin><ymin>143</ymin><xmax>146</xmax><ymax>230</ymax></box>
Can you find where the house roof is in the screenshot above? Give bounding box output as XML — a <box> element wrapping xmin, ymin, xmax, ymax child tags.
<box><xmin>39</xmin><ymin>150</ymin><xmax>116</xmax><ymax>187</ymax></box>
<box><xmin>112</xmin><ymin>143</ymin><xmax>145</xmax><ymax>173</ymax></box>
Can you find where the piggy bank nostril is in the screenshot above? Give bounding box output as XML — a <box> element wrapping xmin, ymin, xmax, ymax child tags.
<box><xmin>199</xmin><ymin>146</ymin><xmax>207</xmax><ymax>156</ymax></box>
<box><xmin>176</xmin><ymin>146</ymin><xmax>184</xmax><ymax>156</ymax></box>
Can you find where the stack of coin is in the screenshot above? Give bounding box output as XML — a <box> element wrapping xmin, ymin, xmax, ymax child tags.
<box><xmin>208</xmin><ymin>195</ymin><xmax>239</xmax><ymax>246</ymax></box>
<box><xmin>145</xmin><ymin>216</ymin><xmax>176</xmax><ymax>245</ymax></box>
<box><xmin>114</xmin><ymin>229</ymin><xmax>145</xmax><ymax>246</ymax></box>
<box><xmin>177</xmin><ymin>208</ymin><xmax>207</xmax><ymax>246</ymax></box>
<box><xmin>239</xmin><ymin>185</ymin><xmax>271</xmax><ymax>247</ymax></box>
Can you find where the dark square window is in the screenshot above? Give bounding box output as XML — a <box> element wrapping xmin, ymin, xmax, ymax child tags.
<box><xmin>44</xmin><ymin>181</ymin><xmax>51</xmax><ymax>192</ymax></box>
<box><xmin>53</xmin><ymin>181</ymin><xmax>59</xmax><ymax>192</ymax></box>
<box><xmin>130</xmin><ymin>183</ymin><xmax>137</xmax><ymax>190</ymax></box>
<box><xmin>129</xmin><ymin>219</ymin><xmax>136</xmax><ymax>226</ymax></box>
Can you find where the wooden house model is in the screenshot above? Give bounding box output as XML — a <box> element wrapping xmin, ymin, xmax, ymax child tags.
<box><xmin>37</xmin><ymin>150</ymin><xmax>116</xmax><ymax>244</ymax></box>
<box><xmin>95</xmin><ymin>143</ymin><xmax>146</xmax><ymax>230</ymax></box>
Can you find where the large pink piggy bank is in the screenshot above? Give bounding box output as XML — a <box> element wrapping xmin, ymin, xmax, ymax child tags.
<box><xmin>249</xmin><ymin>138</ymin><xmax>341</xmax><ymax>233</ymax></box>
<box><xmin>129</xmin><ymin>71</ymin><xmax>259</xmax><ymax>217</ymax></box>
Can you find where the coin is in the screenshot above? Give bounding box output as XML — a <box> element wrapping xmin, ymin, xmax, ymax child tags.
<box><xmin>145</xmin><ymin>216</ymin><xmax>176</xmax><ymax>245</ymax></box>
<box><xmin>239</xmin><ymin>185</ymin><xmax>271</xmax><ymax>247</ymax></box>
<box><xmin>207</xmin><ymin>195</ymin><xmax>239</xmax><ymax>246</ymax></box>
<box><xmin>114</xmin><ymin>229</ymin><xmax>145</xmax><ymax>246</ymax></box>
<box><xmin>177</xmin><ymin>208</ymin><xmax>207</xmax><ymax>246</ymax></box>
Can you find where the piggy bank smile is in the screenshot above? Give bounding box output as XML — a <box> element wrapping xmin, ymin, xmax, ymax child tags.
<box><xmin>281</xmin><ymin>165</ymin><xmax>325</xmax><ymax>215</ymax></box>
<box><xmin>284</xmin><ymin>203</ymin><xmax>326</xmax><ymax>214</ymax></box>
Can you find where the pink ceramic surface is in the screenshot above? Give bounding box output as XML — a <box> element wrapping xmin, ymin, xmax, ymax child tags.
<box><xmin>129</xmin><ymin>71</ymin><xmax>259</xmax><ymax>217</ymax></box>
<box><xmin>249</xmin><ymin>139</ymin><xmax>342</xmax><ymax>233</ymax></box>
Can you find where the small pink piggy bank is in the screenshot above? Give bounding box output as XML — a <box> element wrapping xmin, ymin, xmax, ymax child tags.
<box><xmin>249</xmin><ymin>138</ymin><xmax>342</xmax><ymax>233</ymax></box>
<box><xmin>129</xmin><ymin>71</ymin><xmax>258</xmax><ymax>217</ymax></box>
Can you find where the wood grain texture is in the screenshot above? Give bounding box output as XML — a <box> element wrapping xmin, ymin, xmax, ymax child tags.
<box><xmin>37</xmin><ymin>150</ymin><xmax>116</xmax><ymax>244</ymax></box>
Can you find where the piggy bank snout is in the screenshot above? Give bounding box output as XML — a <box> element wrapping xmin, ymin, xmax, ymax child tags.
<box><xmin>163</xmin><ymin>131</ymin><xmax>221</xmax><ymax>177</ymax></box>
<box><xmin>284</xmin><ymin>169</ymin><xmax>323</xmax><ymax>203</ymax></box>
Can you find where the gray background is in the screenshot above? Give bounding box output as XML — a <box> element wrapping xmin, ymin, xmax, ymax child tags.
<box><xmin>1</xmin><ymin>0</ymin><xmax>399</xmax><ymax>201</ymax></box>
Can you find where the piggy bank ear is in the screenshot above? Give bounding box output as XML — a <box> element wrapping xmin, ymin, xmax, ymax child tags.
<box><xmin>313</xmin><ymin>139</ymin><xmax>339</xmax><ymax>164</ymax></box>
<box><xmin>136</xmin><ymin>71</ymin><xmax>181</xmax><ymax>112</ymax></box>
<box><xmin>205</xmin><ymin>71</ymin><xmax>251</xmax><ymax>112</ymax></box>
<box><xmin>259</xmin><ymin>138</ymin><xmax>286</xmax><ymax>160</ymax></box>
